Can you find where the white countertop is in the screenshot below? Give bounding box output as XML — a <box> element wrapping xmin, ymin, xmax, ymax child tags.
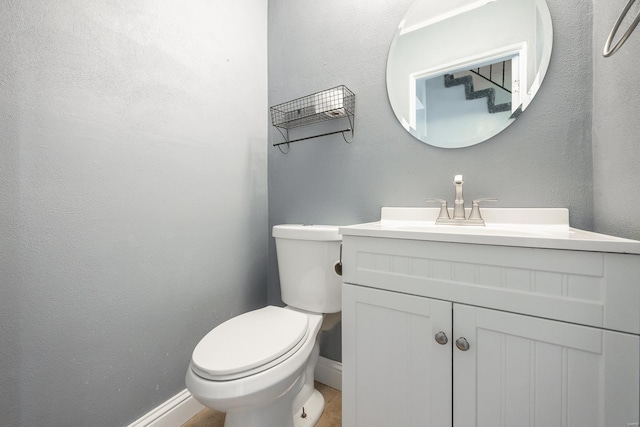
<box><xmin>339</xmin><ymin>208</ymin><xmax>640</xmax><ymax>255</ymax></box>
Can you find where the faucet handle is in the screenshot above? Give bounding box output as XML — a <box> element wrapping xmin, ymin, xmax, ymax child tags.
<box><xmin>468</xmin><ymin>198</ymin><xmax>498</xmax><ymax>221</ymax></box>
<box><xmin>426</xmin><ymin>198</ymin><xmax>451</xmax><ymax>220</ymax></box>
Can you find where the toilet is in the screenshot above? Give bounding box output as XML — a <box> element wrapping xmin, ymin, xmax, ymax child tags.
<box><xmin>185</xmin><ymin>224</ymin><xmax>342</xmax><ymax>427</ymax></box>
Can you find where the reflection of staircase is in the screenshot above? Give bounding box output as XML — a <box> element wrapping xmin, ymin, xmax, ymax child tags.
<box><xmin>444</xmin><ymin>74</ymin><xmax>511</xmax><ymax>114</ymax></box>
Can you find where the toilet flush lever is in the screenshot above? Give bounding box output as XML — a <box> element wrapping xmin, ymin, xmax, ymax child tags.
<box><xmin>334</xmin><ymin>244</ymin><xmax>343</xmax><ymax>276</ymax></box>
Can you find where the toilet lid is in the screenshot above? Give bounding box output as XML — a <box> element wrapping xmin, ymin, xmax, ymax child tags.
<box><xmin>191</xmin><ymin>306</ymin><xmax>309</xmax><ymax>381</ymax></box>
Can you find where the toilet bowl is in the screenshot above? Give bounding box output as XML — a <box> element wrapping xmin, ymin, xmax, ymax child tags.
<box><xmin>186</xmin><ymin>225</ymin><xmax>342</xmax><ymax>427</ymax></box>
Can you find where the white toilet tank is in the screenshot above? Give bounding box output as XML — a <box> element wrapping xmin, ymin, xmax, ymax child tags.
<box><xmin>273</xmin><ymin>225</ymin><xmax>342</xmax><ymax>313</ymax></box>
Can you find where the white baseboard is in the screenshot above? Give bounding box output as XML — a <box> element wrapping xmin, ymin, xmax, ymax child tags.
<box><xmin>127</xmin><ymin>357</ymin><xmax>342</xmax><ymax>427</ymax></box>
<box><xmin>315</xmin><ymin>356</ymin><xmax>342</xmax><ymax>391</ymax></box>
<box><xmin>126</xmin><ymin>388</ymin><xmax>204</xmax><ymax>427</ymax></box>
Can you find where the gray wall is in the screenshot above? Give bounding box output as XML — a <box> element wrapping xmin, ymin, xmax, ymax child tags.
<box><xmin>593</xmin><ymin>1</ymin><xmax>640</xmax><ymax>241</ymax></box>
<box><xmin>0</xmin><ymin>1</ymin><xmax>268</xmax><ymax>426</ymax></box>
<box><xmin>268</xmin><ymin>0</ymin><xmax>628</xmax><ymax>362</ymax></box>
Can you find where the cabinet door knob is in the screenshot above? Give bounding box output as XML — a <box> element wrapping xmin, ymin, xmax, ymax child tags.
<box><xmin>434</xmin><ymin>331</ymin><xmax>448</xmax><ymax>345</ymax></box>
<box><xmin>455</xmin><ymin>337</ymin><xmax>470</xmax><ymax>351</ymax></box>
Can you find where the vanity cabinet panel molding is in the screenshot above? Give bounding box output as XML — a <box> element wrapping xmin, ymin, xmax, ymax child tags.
<box><xmin>341</xmin><ymin>235</ymin><xmax>640</xmax><ymax>334</ymax></box>
<box><xmin>341</xmin><ymin>234</ymin><xmax>640</xmax><ymax>427</ymax></box>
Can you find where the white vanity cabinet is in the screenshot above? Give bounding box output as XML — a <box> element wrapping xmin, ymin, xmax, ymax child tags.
<box><xmin>340</xmin><ymin>222</ymin><xmax>640</xmax><ymax>427</ymax></box>
<box><xmin>342</xmin><ymin>284</ymin><xmax>453</xmax><ymax>427</ymax></box>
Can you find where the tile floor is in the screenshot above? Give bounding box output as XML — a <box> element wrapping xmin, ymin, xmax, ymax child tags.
<box><xmin>181</xmin><ymin>382</ymin><xmax>341</xmax><ymax>427</ymax></box>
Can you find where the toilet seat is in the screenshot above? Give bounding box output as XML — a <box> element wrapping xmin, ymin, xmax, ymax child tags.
<box><xmin>191</xmin><ymin>306</ymin><xmax>310</xmax><ymax>381</ymax></box>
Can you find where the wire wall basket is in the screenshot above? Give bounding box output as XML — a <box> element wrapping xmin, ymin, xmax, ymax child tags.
<box><xmin>270</xmin><ymin>85</ymin><xmax>355</xmax><ymax>151</ymax></box>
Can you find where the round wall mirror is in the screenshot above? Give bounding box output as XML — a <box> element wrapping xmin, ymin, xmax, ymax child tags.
<box><xmin>386</xmin><ymin>0</ymin><xmax>553</xmax><ymax>148</ymax></box>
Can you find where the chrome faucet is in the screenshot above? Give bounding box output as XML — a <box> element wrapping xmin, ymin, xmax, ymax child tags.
<box><xmin>452</xmin><ymin>175</ymin><xmax>465</xmax><ymax>220</ymax></box>
<box><xmin>427</xmin><ymin>175</ymin><xmax>496</xmax><ymax>226</ymax></box>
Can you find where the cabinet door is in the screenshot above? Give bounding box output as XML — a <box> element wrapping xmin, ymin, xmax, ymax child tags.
<box><xmin>453</xmin><ymin>304</ymin><xmax>640</xmax><ymax>427</ymax></box>
<box><xmin>342</xmin><ymin>284</ymin><xmax>452</xmax><ymax>427</ymax></box>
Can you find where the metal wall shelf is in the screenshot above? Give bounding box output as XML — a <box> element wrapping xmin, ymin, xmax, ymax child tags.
<box><xmin>270</xmin><ymin>85</ymin><xmax>355</xmax><ymax>152</ymax></box>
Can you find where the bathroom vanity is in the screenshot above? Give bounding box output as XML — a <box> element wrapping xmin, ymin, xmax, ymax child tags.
<box><xmin>340</xmin><ymin>208</ymin><xmax>640</xmax><ymax>427</ymax></box>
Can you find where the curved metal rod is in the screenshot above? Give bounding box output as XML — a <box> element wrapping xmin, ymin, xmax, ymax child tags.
<box><xmin>341</xmin><ymin>114</ymin><xmax>354</xmax><ymax>143</ymax></box>
<box><xmin>277</xmin><ymin>143</ymin><xmax>290</xmax><ymax>154</ymax></box>
<box><xmin>274</xmin><ymin>127</ymin><xmax>290</xmax><ymax>154</ymax></box>
<box><xmin>604</xmin><ymin>0</ymin><xmax>640</xmax><ymax>57</ymax></box>
<box><xmin>341</xmin><ymin>130</ymin><xmax>353</xmax><ymax>143</ymax></box>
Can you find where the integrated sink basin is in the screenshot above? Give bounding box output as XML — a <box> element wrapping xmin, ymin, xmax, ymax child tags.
<box><xmin>340</xmin><ymin>207</ymin><xmax>640</xmax><ymax>254</ymax></box>
<box><xmin>389</xmin><ymin>223</ymin><xmax>572</xmax><ymax>238</ymax></box>
<box><xmin>382</xmin><ymin>207</ymin><xmax>572</xmax><ymax>237</ymax></box>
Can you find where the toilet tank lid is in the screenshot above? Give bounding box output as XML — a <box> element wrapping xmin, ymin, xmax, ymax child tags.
<box><xmin>272</xmin><ymin>224</ymin><xmax>342</xmax><ymax>241</ymax></box>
